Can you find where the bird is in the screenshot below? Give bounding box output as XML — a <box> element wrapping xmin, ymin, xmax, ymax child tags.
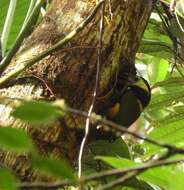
<box><xmin>105</xmin><ymin>76</ymin><xmax>151</xmax><ymax>127</ymax></box>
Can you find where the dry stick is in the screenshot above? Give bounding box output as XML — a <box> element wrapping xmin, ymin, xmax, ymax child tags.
<box><xmin>78</xmin><ymin>2</ymin><xmax>105</xmax><ymax>179</ymax></box>
<box><xmin>0</xmin><ymin>0</ymin><xmax>106</xmax><ymax>87</ymax></box>
<box><xmin>18</xmin><ymin>158</ymin><xmax>184</xmax><ymax>189</ymax></box>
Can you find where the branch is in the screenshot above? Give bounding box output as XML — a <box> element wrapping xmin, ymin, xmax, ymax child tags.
<box><xmin>18</xmin><ymin>179</ymin><xmax>73</xmax><ymax>189</ymax></box>
<box><xmin>0</xmin><ymin>0</ymin><xmax>106</xmax><ymax>87</ymax></box>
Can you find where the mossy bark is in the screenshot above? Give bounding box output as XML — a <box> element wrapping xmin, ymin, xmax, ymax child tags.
<box><xmin>0</xmin><ymin>0</ymin><xmax>155</xmax><ymax>183</ymax></box>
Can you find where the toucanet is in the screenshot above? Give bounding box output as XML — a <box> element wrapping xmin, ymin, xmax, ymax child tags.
<box><xmin>106</xmin><ymin>77</ymin><xmax>151</xmax><ymax>127</ymax></box>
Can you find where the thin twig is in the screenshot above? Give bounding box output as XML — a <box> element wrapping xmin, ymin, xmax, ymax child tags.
<box><xmin>0</xmin><ymin>0</ymin><xmax>106</xmax><ymax>87</ymax></box>
<box><xmin>18</xmin><ymin>180</ymin><xmax>73</xmax><ymax>189</ymax></box>
<box><xmin>78</xmin><ymin>1</ymin><xmax>105</xmax><ymax>179</ymax></box>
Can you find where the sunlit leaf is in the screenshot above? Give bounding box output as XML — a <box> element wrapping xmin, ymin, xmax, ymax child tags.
<box><xmin>12</xmin><ymin>101</ymin><xmax>62</xmax><ymax>124</ymax></box>
<box><xmin>89</xmin><ymin>138</ymin><xmax>131</xmax><ymax>159</ymax></box>
<box><xmin>147</xmin><ymin>91</ymin><xmax>184</xmax><ymax>111</ymax></box>
<box><xmin>139</xmin><ymin>40</ymin><xmax>172</xmax><ymax>59</ymax></box>
<box><xmin>142</xmin><ymin>120</ymin><xmax>184</xmax><ymax>157</ymax></box>
<box><xmin>140</xmin><ymin>165</ymin><xmax>184</xmax><ymax>190</ymax></box>
<box><xmin>98</xmin><ymin>156</ymin><xmax>184</xmax><ymax>190</ymax></box>
<box><xmin>0</xmin><ymin>0</ymin><xmax>30</xmax><ymax>52</ymax></box>
<box><xmin>32</xmin><ymin>155</ymin><xmax>76</xmax><ymax>180</ymax></box>
<box><xmin>147</xmin><ymin>57</ymin><xmax>169</xmax><ymax>84</ymax></box>
<box><xmin>176</xmin><ymin>0</ymin><xmax>184</xmax><ymax>19</ymax></box>
<box><xmin>96</xmin><ymin>156</ymin><xmax>136</xmax><ymax>168</ymax></box>
<box><xmin>0</xmin><ymin>169</ymin><xmax>17</xmax><ymax>190</ymax></box>
<box><xmin>0</xmin><ymin>126</ymin><xmax>34</xmax><ymax>152</ymax></box>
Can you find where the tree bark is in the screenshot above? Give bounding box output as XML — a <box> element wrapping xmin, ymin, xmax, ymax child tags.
<box><xmin>0</xmin><ymin>0</ymin><xmax>155</xmax><ymax>183</ymax></box>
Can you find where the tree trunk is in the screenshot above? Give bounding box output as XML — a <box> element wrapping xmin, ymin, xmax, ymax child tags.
<box><xmin>0</xmin><ymin>0</ymin><xmax>155</xmax><ymax>183</ymax></box>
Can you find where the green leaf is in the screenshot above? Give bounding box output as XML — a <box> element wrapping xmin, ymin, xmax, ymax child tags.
<box><xmin>140</xmin><ymin>165</ymin><xmax>184</xmax><ymax>190</ymax></box>
<box><xmin>137</xmin><ymin>181</ymin><xmax>159</xmax><ymax>190</ymax></box>
<box><xmin>123</xmin><ymin>180</ymin><xmax>157</xmax><ymax>190</ymax></box>
<box><xmin>0</xmin><ymin>126</ymin><xmax>34</xmax><ymax>153</ymax></box>
<box><xmin>143</xmin><ymin>24</ymin><xmax>170</xmax><ymax>44</ymax></box>
<box><xmin>97</xmin><ymin>156</ymin><xmax>184</xmax><ymax>190</ymax></box>
<box><xmin>110</xmin><ymin>138</ymin><xmax>131</xmax><ymax>159</ymax></box>
<box><xmin>157</xmin><ymin>110</ymin><xmax>184</xmax><ymax>125</ymax></box>
<box><xmin>147</xmin><ymin>57</ymin><xmax>169</xmax><ymax>84</ymax></box>
<box><xmin>32</xmin><ymin>155</ymin><xmax>76</xmax><ymax>180</ymax></box>
<box><xmin>89</xmin><ymin>138</ymin><xmax>131</xmax><ymax>159</ymax></box>
<box><xmin>169</xmin><ymin>18</ymin><xmax>184</xmax><ymax>38</ymax></box>
<box><xmin>150</xmin><ymin>13</ymin><xmax>162</xmax><ymax>22</ymax></box>
<box><xmin>147</xmin><ymin>91</ymin><xmax>184</xmax><ymax>111</ymax></box>
<box><xmin>80</xmin><ymin>138</ymin><xmax>131</xmax><ymax>175</ymax></box>
<box><xmin>122</xmin><ymin>187</ymin><xmax>135</xmax><ymax>190</ymax></box>
<box><xmin>176</xmin><ymin>1</ymin><xmax>184</xmax><ymax>19</ymax></box>
<box><xmin>1</xmin><ymin>0</ymin><xmax>17</xmax><ymax>56</ymax></box>
<box><xmin>142</xmin><ymin>120</ymin><xmax>184</xmax><ymax>157</ymax></box>
<box><xmin>0</xmin><ymin>0</ymin><xmax>30</xmax><ymax>52</ymax></box>
<box><xmin>0</xmin><ymin>1</ymin><xmax>10</xmax><ymax>35</ymax></box>
<box><xmin>139</xmin><ymin>39</ymin><xmax>172</xmax><ymax>59</ymax></box>
<box><xmin>12</xmin><ymin>101</ymin><xmax>61</xmax><ymax>124</ymax></box>
<box><xmin>96</xmin><ymin>156</ymin><xmax>137</xmax><ymax>168</ymax></box>
<box><xmin>0</xmin><ymin>169</ymin><xmax>17</xmax><ymax>190</ymax></box>
<box><xmin>153</xmin><ymin>77</ymin><xmax>184</xmax><ymax>88</ymax></box>
<box><xmin>96</xmin><ymin>157</ymin><xmax>155</xmax><ymax>190</ymax></box>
